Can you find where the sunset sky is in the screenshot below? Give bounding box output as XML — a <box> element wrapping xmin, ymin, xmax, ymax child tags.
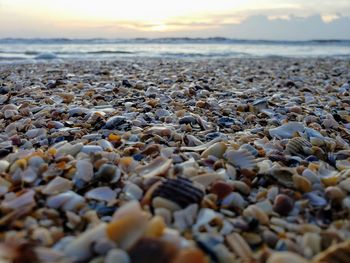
<box><xmin>1</xmin><ymin>0</ymin><xmax>350</xmax><ymax>39</ymax></box>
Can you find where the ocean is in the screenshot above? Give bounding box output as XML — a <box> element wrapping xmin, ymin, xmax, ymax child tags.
<box><xmin>0</xmin><ymin>38</ymin><xmax>350</xmax><ymax>63</ymax></box>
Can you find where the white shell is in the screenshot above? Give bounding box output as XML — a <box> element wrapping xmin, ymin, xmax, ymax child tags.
<box><xmin>269</xmin><ymin>122</ymin><xmax>305</xmax><ymax>139</ymax></box>
<box><xmin>1</xmin><ymin>189</ymin><xmax>35</xmax><ymax>211</ymax></box>
<box><xmin>74</xmin><ymin>159</ymin><xmax>94</xmax><ymax>182</ymax></box>
<box><xmin>47</xmin><ymin>191</ymin><xmax>85</xmax><ymax>211</ymax></box>
<box><xmin>42</xmin><ymin>176</ymin><xmax>73</xmax><ymax>195</ymax></box>
<box><xmin>135</xmin><ymin>156</ymin><xmax>172</xmax><ymax>178</ymax></box>
<box><xmin>85</xmin><ymin>187</ymin><xmax>116</xmax><ymax>202</ymax></box>
<box><xmin>224</xmin><ymin>149</ymin><xmax>256</xmax><ymax>170</ymax></box>
<box><xmin>64</xmin><ymin>223</ymin><xmax>107</xmax><ymax>262</ymax></box>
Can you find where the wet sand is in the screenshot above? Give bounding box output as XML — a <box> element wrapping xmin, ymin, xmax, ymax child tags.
<box><xmin>1</xmin><ymin>58</ymin><xmax>350</xmax><ymax>262</ymax></box>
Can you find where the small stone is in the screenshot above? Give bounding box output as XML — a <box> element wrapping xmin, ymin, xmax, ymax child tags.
<box><xmin>210</xmin><ymin>181</ymin><xmax>233</xmax><ymax>199</ymax></box>
<box><xmin>273</xmin><ymin>194</ymin><xmax>294</xmax><ymax>216</ymax></box>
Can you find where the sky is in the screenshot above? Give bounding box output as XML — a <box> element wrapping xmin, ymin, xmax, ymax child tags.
<box><xmin>0</xmin><ymin>0</ymin><xmax>350</xmax><ymax>40</ymax></box>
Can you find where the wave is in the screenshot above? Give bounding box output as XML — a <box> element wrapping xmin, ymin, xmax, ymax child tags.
<box><xmin>1</xmin><ymin>37</ymin><xmax>350</xmax><ymax>46</ymax></box>
<box><xmin>87</xmin><ymin>50</ymin><xmax>134</xmax><ymax>54</ymax></box>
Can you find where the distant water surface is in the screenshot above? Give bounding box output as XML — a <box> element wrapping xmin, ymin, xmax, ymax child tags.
<box><xmin>0</xmin><ymin>38</ymin><xmax>349</xmax><ymax>63</ymax></box>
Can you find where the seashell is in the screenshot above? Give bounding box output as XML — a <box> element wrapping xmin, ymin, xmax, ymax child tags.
<box><xmin>273</xmin><ymin>194</ymin><xmax>294</xmax><ymax>216</ymax></box>
<box><xmin>243</xmin><ymin>204</ymin><xmax>269</xmax><ymax>225</ymax></box>
<box><xmin>252</xmin><ymin>98</ymin><xmax>268</xmax><ymax>112</ymax></box>
<box><xmin>155</xmin><ymin>109</ymin><xmax>171</xmax><ymax>118</ymax></box>
<box><xmin>56</xmin><ymin>142</ymin><xmax>83</xmax><ymax>156</ymax></box>
<box><xmin>180</xmin><ymin>137</ymin><xmax>225</xmax><ymax>152</ymax></box>
<box><xmin>97</xmin><ymin>139</ymin><xmax>114</xmax><ymax>151</ymax></box>
<box><xmin>312</xmin><ymin>240</ymin><xmax>350</xmax><ymax>263</ymax></box>
<box><xmin>224</xmin><ymin>149</ymin><xmax>256</xmax><ymax>170</ymax></box>
<box><xmin>124</xmin><ymin>182</ymin><xmax>143</xmax><ymax>200</ymax></box>
<box><xmin>144</xmin><ymin>126</ymin><xmax>173</xmax><ymax>137</ymax></box>
<box><xmin>226</xmin><ymin>233</ymin><xmax>253</xmax><ymax>262</ymax></box>
<box><xmin>267</xmin><ymin>252</ymin><xmax>308</xmax><ymax>263</ymax></box>
<box><xmin>184</xmin><ymin>135</ymin><xmax>203</xmax><ymax>147</ymax></box>
<box><xmin>42</xmin><ymin>176</ymin><xmax>73</xmax><ymax>195</ymax></box>
<box><xmin>179</xmin><ymin>115</ymin><xmax>197</xmax><ymax>125</ymax></box>
<box><xmin>0</xmin><ymin>160</ymin><xmax>10</xmax><ymax>173</ymax></box>
<box><xmin>263</xmin><ymin>230</ymin><xmax>279</xmax><ymax>248</ymax></box>
<box><xmin>292</xmin><ymin>174</ymin><xmax>312</xmax><ymax>193</ymax></box>
<box><xmin>64</xmin><ymin>223</ymin><xmax>107</xmax><ymax>262</ymax></box>
<box><xmin>325</xmin><ymin>186</ymin><xmax>346</xmax><ymax>204</ymax></box>
<box><xmin>85</xmin><ymin>187</ymin><xmax>116</xmax><ymax>202</ymax></box>
<box><xmin>193</xmin><ymin>208</ymin><xmax>222</xmax><ymax>234</ymax></box>
<box><xmin>240</xmin><ymin>144</ymin><xmax>259</xmax><ymax>157</ymax></box>
<box><xmin>269</xmin><ymin>122</ymin><xmax>305</xmax><ymax>139</ymax></box>
<box><xmin>285</xmin><ymin>137</ymin><xmax>312</xmax><ymax>157</ymax></box>
<box><xmin>201</xmin><ymin>142</ymin><xmax>227</xmax><ymax>159</ymax></box>
<box><xmin>4</xmin><ymin>109</ymin><xmax>18</xmax><ymax>119</ymax></box>
<box><xmin>68</xmin><ymin>107</ymin><xmax>89</xmax><ymax>117</ymax></box>
<box><xmin>74</xmin><ymin>159</ymin><xmax>94</xmax><ymax>182</ymax></box>
<box><xmin>81</xmin><ymin>145</ymin><xmax>103</xmax><ymax>154</ymax></box>
<box><xmin>339</xmin><ymin>178</ymin><xmax>350</xmax><ymax>192</ymax></box>
<box><xmin>173</xmin><ymin>204</ymin><xmax>198</xmax><ymax>231</ymax></box>
<box><xmin>218</xmin><ymin>117</ymin><xmax>236</xmax><ymax>127</ymax></box>
<box><xmin>0</xmin><ymin>177</ymin><xmax>12</xmax><ymax>197</ymax></box>
<box><xmin>304</xmin><ymin>192</ymin><xmax>327</xmax><ymax>207</ymax></box>
<box><xmin>35</xmin><ymin>247</ymin><xmax>66</xmax><ymax>263</ymax></box>
<box><xmin>191</xmin><ymin>173</ymin><xmax>222</xmax><ymax>188</ymax></box>
<box><xmin>106</xmin><ymin>210</ymin><xmax>148</xmax><ymax>250</ymax></box>
<box><xmin>151</xmin><ymin>177</ymin><xmax>204</xmax><ymax>209</ymax></box>
<box><xmin>268</xmin><ymin>167</ymin><xmax>295</xmax><ymax>188</ymax></box>
<box><xmin>47</xmin><ymin>191</ymin><xmax>85</xmax><ymax>211</ymax></box>
<box><xmin>336</xmin><ymin>159</ymin><xmax>350</xmax><ymax>171</ymax></box>
<box><xmin>25</xmin><ymin>128</ymin><xmax>47</xmax><ymax>139</ymax></box>
<box><xmin>21</xmin><ymin>167</ymin><xmax>37</xmax><ymax>183</ymax></box>
<box><xmin>195</xmin><ymin>234</ymin><xmax>223</xmax><ymax>262</ymax></box>
<box><xmin>302</xmin><ymin>232</ymin><xmax>321</xmax><ymax>256</ymax></box>
<box><xmin>144</xmin><ymin>215</ymin><xmax>166</xmax><ymax>238</ymax></box>
<box><xmin>104</xmin><ymin>116</ymin><xmax>127</xmax><ymax>129</ymax></box>
<box><xmin>57</xmin><ymin>92</ymin><xmax>74</xmax><ymax>103</ymax></box>
<box><xmin>135</xmin><ymin>156</ymin><xmax>172</xmax><ymax>178</ymax></box>
<box><xmin>221</xmin><ymin>192</ymin><xmax>247</xmax><ymax>210</ymax></box>
<box><xmin>152</xmin><ymin>197</ymin><xmax>181</xmax><ymax>212</ymax></box>
<box><xmin>105</xmin><ymin>249</ymin><xmax>130</xmax><ymax>263</ymax></box>
<box><xmin>95</xmin><ymin>163</ymin><xmax>119</xmax><ymax>182</ymax></box>
<box><xmin>1</xmin><ymin>189</ymin><xmax>35</xmax><ymax>211</ymax></box>
<box><xmin>129</xmin><ymin>237</ymin><xmax>178</xmax><ymax>263</ymax></box>
<box><xmin>322</xmin><ymin>117</ymin><xmax>339</xmax><ymax>130</ymax></box>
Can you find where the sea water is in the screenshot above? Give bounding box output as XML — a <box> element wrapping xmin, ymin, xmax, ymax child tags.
<box><xmin>0</xmin><ymin>38</ymin><xmax>349</xmax><ymax>63</ymax></box>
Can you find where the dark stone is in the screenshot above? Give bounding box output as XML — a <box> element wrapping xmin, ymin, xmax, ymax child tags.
<box><xmin>122</xmin><ymin>79</ymin><xmax>132</xmax><ymax>88</ymax></box>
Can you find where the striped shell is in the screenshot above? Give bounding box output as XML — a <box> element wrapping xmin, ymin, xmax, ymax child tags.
<box><xmin>285</xmin><ymin>137</ymin><xmax>312</xmax><ymax>157</ymax></box>
<box><xmin>224</xmin><ymin>149</ymin><xmax>256</xmax><ymax>170</ymax></box>
<box><xmin>151</xmin><ymin>177</ymin><xmax>204</xmax><ymax>209</ymax></box>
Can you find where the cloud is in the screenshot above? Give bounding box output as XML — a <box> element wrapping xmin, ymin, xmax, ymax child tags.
<box><xmin>157</xmin><ymin>14</ymin><xmax>350</xmax><ymax>40</ymax></box>
<box><xmin>218</xmin><ymin>14</ymin><xmax>350</xmax><ymax>40</ymax></box>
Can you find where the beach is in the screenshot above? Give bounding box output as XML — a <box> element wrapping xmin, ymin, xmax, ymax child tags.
<box><xmin>1</xmin><ymin>57</ymin><xmax>350</xmax><ymax>262</ymax></box>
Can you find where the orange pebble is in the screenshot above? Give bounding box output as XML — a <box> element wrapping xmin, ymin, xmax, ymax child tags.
<box><xmin>173</xmin><ymin>248</ymin><xmax>208</xmax><ymax>263</ymax></box>
<box><xmin>144</xmin><ymin>216</ymin><xmax>166</xmax><ymax>238</ymax></box>
<box><xmin>108</xmin><ymin>133</ymin><xmax>121</xmax><ymax>142</ymax></box>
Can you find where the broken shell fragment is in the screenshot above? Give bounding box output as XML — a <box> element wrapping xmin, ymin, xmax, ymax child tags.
<box><xmin>135</xmin><ymin>156</ymin><xmax>172</xmax><ymax>178</ymax></box>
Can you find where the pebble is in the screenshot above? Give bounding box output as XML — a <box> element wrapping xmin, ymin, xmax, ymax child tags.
<box><xmin>273</xmin><ymin>194</ymin><xmax>294</xmax><ymax>216</ymax></box>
